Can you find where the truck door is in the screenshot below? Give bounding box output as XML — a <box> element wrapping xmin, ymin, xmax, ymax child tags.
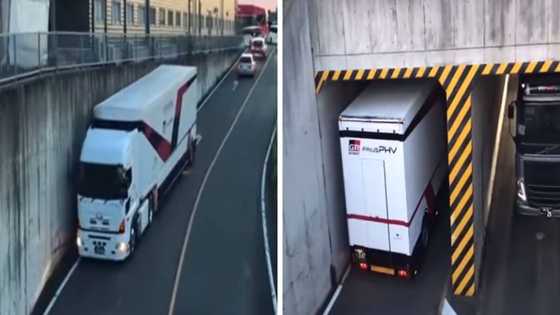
<box><xmin>344</xmin><ymin>157</ymin><xmax>390</xmax><ymax>251</ymax></box>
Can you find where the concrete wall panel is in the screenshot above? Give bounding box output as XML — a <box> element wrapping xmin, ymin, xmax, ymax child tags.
<box><xmin>284</xmin><ymin>1</ymin><xmax>339</xmax><ymax>314</ymax></box>
<box><xmin>342</xmin><ymin>0</ymin><xmax>374</xmax><ymax>55</ymax></box>
<box><xmin>484</xmin><ymin>0</ymin><xmax>516</xmax><ymax>46</ymax></box>
<box><xmin>395</xmin><ymin>0</ymin><xmax>426</xmax><ymax>52</ymax></box>
<box><xmin>516</xmin><ymin>0</ymin><xmax>547</xmax><ymax>45</ymax></box>
<box><xmin>0</xmin><ymin>49</ymin><xmax>240</xmax><ymax>315</ymax></box>
<box><xmin>308</xmin><ymin>0</ymin><xmax>346</xmax><ymax>56</ymax></box>
<box><xmin>452</xmin><ymin>0</ymin><xmax>484</xmax><ymax>48</ymax></box>
<box><xmin>423</xmin><ymin>0</ymin><xmax>454</xmax><ymax>50</ymax></box>
<box><xmin>311</xmin><ymin>0</ymin><xmax>560</xmax><ymax>71</ymax></box>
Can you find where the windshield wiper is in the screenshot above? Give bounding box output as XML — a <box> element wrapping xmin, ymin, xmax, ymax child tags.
<box><xmin>536</xmin><ymin>144</ymin><xmax>560</xmax><ymax>155</ymax></box>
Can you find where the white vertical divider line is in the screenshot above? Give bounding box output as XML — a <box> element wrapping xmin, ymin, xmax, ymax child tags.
<box><xmin>261</xmin><ymin>127</ymin><xmax>278</xmax><ymax>313</ymax></box>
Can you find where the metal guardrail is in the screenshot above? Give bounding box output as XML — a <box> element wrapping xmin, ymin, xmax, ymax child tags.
<box><xmin>0</xmin><ymin>32</ymin><xmax>244</xmax><ymax>84</ymax></box>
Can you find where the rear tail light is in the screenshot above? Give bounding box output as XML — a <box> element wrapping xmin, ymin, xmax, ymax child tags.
<box><xmin>359</xmin><ymin>262</ymin><xmax>368</xmax><ymax>270</ymax></box>
<box><xmin>118</xmin><ymin>219</ymin><xmax>125</xmax><ymax>234</ymax></box>
<box><xmin>397</xmin><ymin>269</ymin><xmax>409</xmax><ymax>278</ymax></box>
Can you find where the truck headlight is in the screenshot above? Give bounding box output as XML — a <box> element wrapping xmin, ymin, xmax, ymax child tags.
<box><xmin>517</xmin><ymin>178</ymin><xmax>527</xmax><ymax>202</ymax></box>
<box><xmin>117</xmin><ymin>242</ymin><xmax>129</xmax><ymax>253</ymax></box>
<box><xmin>76</xmin><ymin>236</ymin><xmax>82</xmax><ymax>247</ymax></box>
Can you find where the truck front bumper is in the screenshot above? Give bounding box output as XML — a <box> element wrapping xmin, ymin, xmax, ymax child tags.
<box><xmin>77</xmin><ymin>229</ymin><xmax>130</xmax><ymax>261</ymax></box>
<box><xmin>516</xmin><ymin>201</ymin><xmax>560</xmax><ymax>218</ymax></box>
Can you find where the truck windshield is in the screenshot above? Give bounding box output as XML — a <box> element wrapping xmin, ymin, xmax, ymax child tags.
<box><xmin>521</xmin><ymin>103</ymin><xmax>560</xmax><ymax>144</ymax></box>
<box><xmin>78</xmin><ymin>163</ymin><xmax>131</xmax><ymax>199</ymax></box>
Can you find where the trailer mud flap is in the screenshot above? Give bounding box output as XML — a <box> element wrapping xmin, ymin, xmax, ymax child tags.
<box><xmin>317</xmin><ymin>60</ymin><xmax>560</xmax><ymax>297</ymax></box>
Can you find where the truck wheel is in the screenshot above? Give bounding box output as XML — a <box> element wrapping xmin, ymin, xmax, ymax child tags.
<box><xmin>129</xmin><ymin>225</ymin><xmax>137</xmax><ymax>256</ymax></box>
<box><xmin>150</xmin><ymin>189</ymin><xmax>159</xmax><ymax>214</ymax></box>
<box><xmin>420</xmin><ymin>217</ymin><xmax>430</xmax><ymax>248</ymax></box>
<box><xmin>148</xmin><ymin>202</ymin><xmax>153</xmax><ymax>226</ymax></box>
<box><xmin>187</xmin><ymin>140</ymin><xmax>196</xmax><ymax>167</ymax></box>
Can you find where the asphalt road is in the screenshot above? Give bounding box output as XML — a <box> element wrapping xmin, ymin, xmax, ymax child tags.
<box><xmin>477</xmin><ymin>76</ymin><xmax>560</xmax><ymax>315</ymax></box>
<box><xmin>45</xmin><ymin>50</ymin><xmax>277</xmax><ymax>315</ymax></box>
<box><xmin>330</xmin><ymin>189</ymin><xmax>451</xmax><ymax>315</ymax></box>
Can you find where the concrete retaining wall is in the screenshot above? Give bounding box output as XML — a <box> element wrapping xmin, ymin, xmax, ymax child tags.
<box><xmin>0</xmin><ymin>48</ymin><xmax>240</xmax><ymax>315</ymax></box>
<box><xmin>283</xmin><ymin>0</ymin><xmax>334</xmax><ymax>314</ymax></box>
<box><xmin>309</xmin><ymin>0</ymin><xmax>560</xmax><ymax>71</ymax></box>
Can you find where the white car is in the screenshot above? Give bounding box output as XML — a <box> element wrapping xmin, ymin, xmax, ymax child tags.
<box><xmin>238</xmin><ymin>53</ymin><xmax>256</xmax><ymax>77</ymax></box>
<box><xmin>267</xmin><ymin>25</ymin><xmax>277</xmax><ymax>45</ymax></box>
<box><xmin>250</xmin><ymin>37</ymin><xmax>268</xmax><ymax>59</ymax></box>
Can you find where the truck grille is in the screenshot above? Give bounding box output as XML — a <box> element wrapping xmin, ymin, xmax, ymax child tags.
<box><xmin>525</xmin><ymin>160</ymin><xmax>560</xmax><ymax>207</ymax></box>
<box><xmin>526</xmin><ymin>184</ymin><xmax>560</xmax><ymax>207</ymax></box>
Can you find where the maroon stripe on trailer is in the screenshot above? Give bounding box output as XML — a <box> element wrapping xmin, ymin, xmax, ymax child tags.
<box><xmin>347</xmin><ymin>213</ymin><xmax>411</xmax><ymax>227</ymax></box>
<box><xmin>347</xmin><ymin>165</ymin><xmax>442</xmax><ymax>227</ymax></box>
<box><xmin>172</xmin><ymin>75</ymin><xmax>197</xmax><ymax>149</ymax></box>
<box><xmin>141</xmin><ymin>122</ymin><xmax>172</xmax><ymax>161</ymax></box>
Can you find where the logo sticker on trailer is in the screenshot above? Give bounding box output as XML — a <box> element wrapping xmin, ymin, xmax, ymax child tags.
<box><xmin>349</xmin><ymin>139</ymin><xmax>361</xmax><ymax>155</ymax></box>
<box><xmin>363</xmin><ymin>146</ymin><xmax>397</xmax><ymax>154</ymax></box>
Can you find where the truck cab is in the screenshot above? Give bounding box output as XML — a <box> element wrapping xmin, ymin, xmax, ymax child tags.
<box><xmin>77</xmin><ymin>128</ymin><xmax>152</xmax><ymax>261</ymax></box>
<box><xmin>510</xmin><ymin>74</ymin><xmax>560</xmax><ymax>217</ymax></box>
<box><xmin>76</xmin><ymin>65</ymin><xmax>198</xmax><ymax>261</ymax></box>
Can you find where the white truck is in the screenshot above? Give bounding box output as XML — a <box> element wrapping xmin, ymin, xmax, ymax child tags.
<box><xmin>339</xmin><ymin>79</ymin><xmax>447</xmax><ymax>278</ymax></box>
<box><xmin>76</xmin><ymin>65</ymin><xmax>199</xmax><ymax>261</ymax></box>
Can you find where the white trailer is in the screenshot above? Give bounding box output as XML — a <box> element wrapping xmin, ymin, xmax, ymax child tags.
<box><xmin>76</xmin><ymin>65</ymin><xmax>199</xmax><ymax>261</ymax></box>
<box><xmin>339</xmin><ymin>79</ymin><xmax>447</xmax><ymax>278</ymax></box>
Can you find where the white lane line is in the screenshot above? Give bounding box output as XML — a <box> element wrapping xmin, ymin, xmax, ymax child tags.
<box><xmin>322</xmin><ymin>264</ymin><xmax>351</xmax><ymax>315</ymax></box>
<box><xmin>167</xmin><ymin>50</ymin><xmax>276</xmax><ymax>315</ymax></box>
<box><xmin>42</xmin><ymin>258</ymin><xmax>81</xmax><ymax>315</ymax></box>
<box><xmin>197</xmin><ymin>54</ymin><xmax>242</xmax><ymax>113</ymax></box>
<box><xmin>260</xmin><ymin>127</ymin><xmax>277</xmax><ymax>313</ymax></box>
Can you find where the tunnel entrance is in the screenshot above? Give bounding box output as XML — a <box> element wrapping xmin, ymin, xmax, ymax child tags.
<box><xmin>314</xmin><ymin>61</ymin><xmax>560</xmax><ymax>306</ymax></box>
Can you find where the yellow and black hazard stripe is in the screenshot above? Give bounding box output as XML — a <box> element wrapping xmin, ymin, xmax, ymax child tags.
<box><xmin>315</xmin><ymin>60</ymin><xmax>560</xmax><ymax>297</ymax></box>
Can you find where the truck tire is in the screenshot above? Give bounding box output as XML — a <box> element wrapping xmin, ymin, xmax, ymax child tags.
<box><xmin>129</xmin><ymin>224</ymin><xmax>137</xmax><ymax>256</ymax></box>
<box><xmin>420</xmin><ymin>216</ymin><xmax>430</xmax><ymax>249</ymax></box>
<box><xmin>148</xmin><ymin>201</ymin><xmax>153</xmax><ymax>226</ymax></box>
<box><xmin>187</xmin><ymin>139</ymin><xmax>196</xmax><ymax>167</ymax></box>
<box><xmin>150</xmin><ymin>189</ymin><xmax>159</xmax><ymax>214</ymax></box>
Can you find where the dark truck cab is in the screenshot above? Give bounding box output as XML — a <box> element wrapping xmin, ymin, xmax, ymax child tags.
<box><xmin>509</xmin><ymin>74</ymin><xmax>560</xmax><ymax>217</ymax></box>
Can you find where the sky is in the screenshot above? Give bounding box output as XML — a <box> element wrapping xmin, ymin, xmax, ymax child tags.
<box><xmin>238</xmin><ymin>0</ymin><xmax>277</xmax><ymax>11</ymax></box>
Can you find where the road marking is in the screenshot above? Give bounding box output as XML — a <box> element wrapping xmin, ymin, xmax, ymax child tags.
<box><xmin>233</xmin><ymin>80</ymin><xmax>239</xmax><ymax>91</ymax></box>
<box><xmin>43</xmin><ymin>258</ymin><xmax>81</xmax><ymax>315</ymax></box>
<box><xmin>167</xmin><ymin>49</ymin><xmax>276</xmax><ymax>315</ymax></box>
<box><xmin>322</xmin><ymin>264</ymin><xmax>351</xmax><ymax>315</ymax></box>
<box><xmin>441</xmin><ymin>298</ymin><xmax>458</xmax><ymax>315</ymax></box>
<box><xmin>260</xmin><ymin>127</ymin><xmax>277</xmax><ymax>313</ymax></box>
<box><xmin>197</xmin><ymin>54</ymin><xmax>242</xmax><ymax>113</ymax></box>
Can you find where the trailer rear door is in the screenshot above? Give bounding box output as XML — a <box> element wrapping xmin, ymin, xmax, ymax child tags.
<box><xmin>345</xmin><ymin>157</ymin><xmax>390</xmax><ymax>251</ymax></box>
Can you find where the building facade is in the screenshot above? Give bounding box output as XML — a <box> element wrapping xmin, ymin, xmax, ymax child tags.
<box><xmin>90</xmin><ymin>0</ymin><xmax>237</xmax><ymax>35</ymax></box>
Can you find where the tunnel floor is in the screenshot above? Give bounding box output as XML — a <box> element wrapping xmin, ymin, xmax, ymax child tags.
<box><xmin>331</xmin><ymin>188</ymin><xmax>451</xmax><ymax>315</ymax></box>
